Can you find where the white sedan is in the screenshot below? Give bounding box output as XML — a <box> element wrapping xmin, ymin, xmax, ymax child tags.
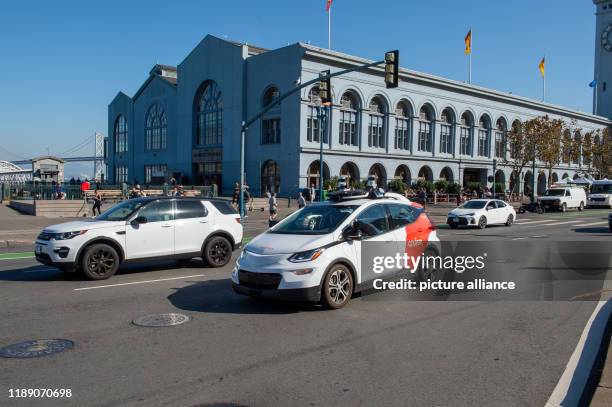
<box><xmin>447</xmin><ymin>199</ymin><xmax>516</xmax><ymax>229</ymax></box>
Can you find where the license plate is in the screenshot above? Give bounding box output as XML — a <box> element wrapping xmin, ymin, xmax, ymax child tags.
<box><xmin>452</xmin><ymin>218</ymin><xmax>459</xmax><ymax>222</ymax></box>
<box><xmin>35</xmin><ymin>245</ymin><xmax>42</xmax><ymax>254</ymax></box>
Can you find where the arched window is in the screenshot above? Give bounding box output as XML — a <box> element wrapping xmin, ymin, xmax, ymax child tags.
<box><xmin>459</xmin><ymin>112</ymin><xmax>473</xmax><ymax>156</ymax></box>
<box><xmin>440</xmin><ymin>108</ymin><xmax>454</xmax><ymax>154</ymax></box>
<box><xmin>261</xmin><ymin>160</ymin><xmax>280</xmax><ymax>194</ymax></box>
<box><xmin>418</xmin><ymin>105</ymin><xmax>434</xmax><ymax>152</ymax></box>
<box><xmin>509</xmin><ymin>120</ymin><xmax>521</xmax><ymax>159</ymax></box>
<box><xmin>195</xmin><ymin>81</ymin><xmax>222</xmax><ymax>147</ymax></box>
<box><xmin>306</xmin><ymin>87</ymin><xmax>322</xmax><ymax>143</ymax></box>
<box><xmin>394</xmin><ymin>101</ymin><xmax>411</xmax><ymax>151</ymax></box>
<box><xmin>114</xmin><ymin>115</ymin><xmax>128</xmax><ymax>153</ymax></box>
<box><xmin>145</xmin><ymin>103</ymin><xmax>167</xmax><ymax>151</ymax></box>
<box><xmin>262</xmin><ymin>86</ymin><xmax>281</xmax><ymax>144</ymax></box>
<box><xmin>339</xmin><ymin>91</ymin><xmax>359</xmax><ymax>146</ymax></box>
<box><xmin>368</xmin><ymin>96</ymin><xmax>386</xmax><ymax>148</ymax></box>
<box><xmin>494</xmin><ymin>118</ymin><xmax>507</xmax><ymax>158</ymax></box>
<box><xmin>477</xmin><ymin>115</ymin><xmax>491</xmax><ymax>157</ymax></box>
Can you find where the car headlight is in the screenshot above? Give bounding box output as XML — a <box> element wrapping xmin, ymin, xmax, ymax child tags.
<box><xmin>288</xmin><ymin>248</ymin><xmax>325</xmax><ymax>263</ymax></box>
<box><xmin>463</xmin><ymin>213</ymin><xmax>475</xmax><ymax>217</ymax></box>
<box><xmin>52</xmin><ymin>230</ymin><xmax>87</xmax><ymax>240</ymax></box>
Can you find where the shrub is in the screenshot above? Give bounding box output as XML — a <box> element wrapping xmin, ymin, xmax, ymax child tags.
<box><xmin>323</xmin><ymin>176</ymin><xmax>338</xmax><ymax>190</ymax></box>
<box><xmin>446</xmin><ymin>182</ymin><xmax>460</xmax><ymax>195</ymax></box>
<box><xmin>412</xmin><ymin>179</ymin><xmax>434</xmax><ymax>194</ymax></box>
<box><xmin>353</xmin><ymin>180</ymin><xmax>366</xmax><ymax>190</ymax></box>
<box><xmin>387</xmin><ymin>179</ymin><xmax>406</xmax><ymax>193</ymax></box>
<box><xmin>434</xmin><ymin>179</ymin><xmax>449</xmax><ymax>192</ymax></box>
<box><xmin>466</xmin><ymin>182</ymin><xmax>482</xmax><ymax>192</ymax></box>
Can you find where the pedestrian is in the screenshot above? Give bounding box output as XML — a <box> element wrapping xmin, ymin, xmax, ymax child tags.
<box><xmin>232</xmin><ymin>182</ymin><xmax>239</xmax><ymax>206</ymax></box>
<box><xmin>92</xmin><ymin>189</ymin><xmax>102</xmax><ymax>216</ymax></box>
<box><xmin>297</xmin><ymin>192</ymin><xmax>306</xmax><ymax>209</ymax></box>
<box><xmin>269</xmin><ymin>192</ymin><xmax>278</xmax><ymax>221</ymax></box>
<box><xmin>456</xmin><ymin>192</ymin><xmax>463</xmax><ymax>207</ymax></box>
<box><xmin>244</xmin><ymin>186</ymin><xmax>253</xmax><ymax>212</ymax></box>
<box><xmin>309</xmin><ymin>184</ymin><xmax>316</xmax><ymax>204</ymax></box>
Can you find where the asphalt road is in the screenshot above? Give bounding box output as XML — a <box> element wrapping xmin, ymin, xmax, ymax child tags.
<box><xmin>0</xmin><ymin>208</ymin><xmax>610</xmax><ymax>407</ymax></box>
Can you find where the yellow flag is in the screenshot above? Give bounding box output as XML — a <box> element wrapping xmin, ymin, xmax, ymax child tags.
<box><xmin>464</xmin><ymin>29</ymin><xmax>472</xmax><ymax>55</ymax></box>
<box><xmin>539</xmin><ymin>57</ymin><xmax>545</xmax><ymax>77</ymax></box>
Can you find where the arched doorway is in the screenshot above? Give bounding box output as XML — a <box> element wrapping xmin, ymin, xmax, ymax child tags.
<box><xmin>394</xmin><ymin>165</ymin><xmax>410</xmax><ymax>184</ymax></box>
<box><xmin>509</xmin><ymin>171</ymin><xmax>520</xmax><ymax>194</ymax></box>
<box><xmin>562</xmin><ymin>173</ymin><xmax>569</xmax><ymax>180</ymax></box>
<box><xmin>368</xmin><ymin>163</ymin><xmax>387</xmax><ymax>188</ymax></box>
<box><xmin>524</xmin><ymin>171</ymin><xmax>533</xmax><ymax>195</ymax></box>
<box><xmin>537</xmin><ymin>172</ymin><xmax>547</xmax><ymax>195</ymax></box>
<box><xmin>418</xmin><ymin>166</ymin><xmax>433</xmax><ymax>182</ymax></box>
<box><xmin>494</xmin><ymin>170</ymin><xmax>506</xmax><ymax>189</ymax></box>
<box><xmin>261</xmin><ymin>160</ymin><xmax>280</xmax><ymax>194</ymax></box>
<box><xmin>573</xmin><ymin>173</ymin><xmax>579</xmax><ymax>180</ymax></box>
<box><xmin>307</xmin><ymin>160</ymin><xmax>330</xmax><ymax>189</ymax></box>
<box><xmin>439</xmin><ymin>167</ymin><xmax>454</xmax><ymax>182</ymax></box>
<box><xmin>340</xmin><ymin>162</ymin><xmax>360</xmax><ymax>187</ymax></box>
<box><xmin>551</xmin><ymin>172</ymin><xmax>559</xmax><ymax>184</ymax></box>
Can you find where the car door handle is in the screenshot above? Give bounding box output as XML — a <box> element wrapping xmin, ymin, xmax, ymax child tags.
<box><xmin>199</xmin><ymin>220</ymin><xmax>208</xmax><ymax>223</ymax></box>
<box><xmin>161</xmin><ymin>224</ymin><xmax>173</xmax><ymax>228</ymax></box>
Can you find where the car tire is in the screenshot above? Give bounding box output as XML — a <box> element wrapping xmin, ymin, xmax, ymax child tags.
<box><xmin>561</xmin><ymin>203</ymin><xmax>567</xmax><ymax>213</ymax></box>
<box><xmin>505</xmin><ymin>214</ymin><xmax>514</xmax><ymax>226</ymax></box>
<box><xmin>321</xmin><ymin>264</ymin><xmax>353</xmax><ymax>309</ymax></box>
<box><xmin>578</xmin><ymin>202</ymin><xmax>584</xmax><ymax>211</ymax></box>
<box><xmin>80</xmin><ymin>243</ymin><xmax>119</xmax><ymax>280</ymax></box>
<box><xmin>203</xmin><ymin>236</ymin><xmax>232</xmax><ymax>267</ymax></box>
<box><xmin>417</xmin><ymin>246</ymin><xmax>443</xmax><ymax>283</ymax></box>
<box><xmin>449</xmin><ymin>223</ymin><xmax>458</xmax><ymax>229</ymax></box>
<box><xmin>478</xmin><ymin>216</ymin><xmax>487</xmax><ymax>229</ymax></box>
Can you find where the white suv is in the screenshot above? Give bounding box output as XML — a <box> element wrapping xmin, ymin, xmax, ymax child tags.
<box><xmin>35</xmin><ymin>197</ymin><xmax>243</xmax><ymax>280</ymax></box>
<box><xmin>232</xmin><ymin>191</ymin><xmax>440</xmax><ymax>309</ymax></box>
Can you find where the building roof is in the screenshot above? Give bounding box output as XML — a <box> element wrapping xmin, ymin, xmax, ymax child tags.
<box><xmin>31</xmin><ymin>155</ymin><xmax>65</xmax><ymax>163</ymax></box>
<box><xmin>0</xmin><ymin>160</ymin><xmax>25</xmax><ymax>173</ymax></box>
<box><xmin>298</xmin><ymin>43</ymin><xmax>611</xmax><ymax>126</ymax></box>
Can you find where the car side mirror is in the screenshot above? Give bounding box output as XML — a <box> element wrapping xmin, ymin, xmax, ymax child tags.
<box><xmin>131</xmin><ymin>216</ymin><xmax>147</xmax><ymax>225</ymax></box>
<box><xmin>343</xmin><ymin>223</ymin><xmax>363</xmax><ymax>241</ymax></box>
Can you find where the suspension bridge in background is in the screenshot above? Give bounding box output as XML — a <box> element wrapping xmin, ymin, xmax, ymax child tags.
<box><xmin>0</xmin><ymin>132</ymin><xmax>107</xmax><ymax>183</ymax></box>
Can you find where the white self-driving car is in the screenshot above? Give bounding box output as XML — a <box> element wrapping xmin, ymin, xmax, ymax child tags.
<box><xmin>447</xmin><ymin>199</ymin><xmax>516</xmax><ymax>229</ymax></box>
<box><xmin>35</xmin><ymin>197</ymin><xmax>243</xmax><ymax>280</ymax></box>
<box><xmin>232</xmin><ymin>191</ymin><xmax>440</xmax><ymax>309</ymax></box>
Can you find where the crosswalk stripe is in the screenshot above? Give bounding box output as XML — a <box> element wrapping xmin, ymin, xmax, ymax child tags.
<box><xmin>514</xmin><ymin>219</ymin><xmax>555</xmax><ymax>225</ymax></box>
<box><xmin>572</xmin><ymin>221</ymin><xmax>608</xmax><ymax>228</ymax></box>
<box><xmin>524</xmin><ymin>220</ymin><xmax>584</xmax><ymax>227</ymax></box>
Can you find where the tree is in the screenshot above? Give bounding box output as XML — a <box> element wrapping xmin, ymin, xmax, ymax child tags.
<box><xmin>504</xmin><ymin>119</ymin><xmax>536</xmax><ymax>194</ymax></box>
<box><xmin>590</xmin><ymin>128</ymin><xmax>612</xmax><ymax>178</ymax></box>
<box><xmin>534</xmin><ymin>116</ymin><xmax>565</xmax><ymax>187</ymax></box>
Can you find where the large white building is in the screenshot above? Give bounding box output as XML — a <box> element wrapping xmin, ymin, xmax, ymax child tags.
<box><xmin>108</xmin><ymin>1</ymin><xmax>611</xmax><ymax>196</ymax></box>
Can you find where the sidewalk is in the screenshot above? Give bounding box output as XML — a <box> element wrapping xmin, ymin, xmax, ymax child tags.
<box><xmin>591</xmin><ymin>329</ymin><xmax>612</xmax><ymax>406</ymax></box>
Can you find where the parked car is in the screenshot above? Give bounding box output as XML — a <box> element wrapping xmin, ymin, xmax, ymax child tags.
<box><xmin>588</xmin><ymin>180</ymin><xmax>612</xmax><ymax>208</ymax></box>
<box><xmin>447</xmin><ymin>199</ymin><xmax>516</xmax><ymax>229</ymax></box>
<box><xmin>232</xmin><ymin>190</ymin><xmax>440</xmax><ymax>309</ymax></box>
<box><xmin>35</xmin><ymin>197</ymin><xmax>243</xmax><ymax>280</ymax></box>
<box><xmin>538</xmin><ymin>187</ymin><xmax>587</xmax><ymax>212</ymax></box>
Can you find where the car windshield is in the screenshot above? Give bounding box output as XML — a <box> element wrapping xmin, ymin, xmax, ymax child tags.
<box><xmin>269</xmin><ymin>204</ymin><xmax>358</xmax><ymax>235</ymax></box>
<box><xmin>544</xmin><ymin>189</ymin><xmax>565</xmax><ymax>196</ymax></box>
<box><xmin>460</xmin><ymin>200</ymin><xmax>487</xmax><ymax>209</ymax></box>
<box><xmin>96</xmin><ymin>199</ymin><xmax>148</xmax><ymax>221</ymax></box>
<box><xmin>591</xmin><ymin>184</ymin><xmax>612</xmax><ymax>194</ymax></box>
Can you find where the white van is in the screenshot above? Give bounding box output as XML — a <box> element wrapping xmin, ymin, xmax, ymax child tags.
<box><xmin>588</xmin><ymin>180</ymin><xmax>612</xmax><ymax>208</ymax></box>
<box><xmin>538</xmin><ymin>187</ymin><xmax>587</xmax><ymax>212</ymax></box>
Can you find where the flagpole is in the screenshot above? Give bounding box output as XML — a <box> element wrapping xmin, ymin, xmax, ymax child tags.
<box><xmin>594</xmin><ymin>80</ymin><xmax>598</xmax><ymax>114</ymax></box>
<box><xmin>542</xmin><ymin>71</ymin><xmax>546</xmax><ymax>102</ymax></box>
<box><xmin>328</xmin><ymin>6</ymin><xmax>331</xmax><ymax>49</ymax></box>
<box><xmin>469</xmin><ymin>29</ymin><xmax>472</xmax><ymax>84</ymax></box>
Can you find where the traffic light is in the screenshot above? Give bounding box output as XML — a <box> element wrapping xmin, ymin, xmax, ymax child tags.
<box><xmin>384</xmin><ymin>50</ymin><xmax>399</xmax><ymax>89</ymax></box>
<box><xmin>318</xmin><ymin>70</ymin><xmax>332</xmax><ymax>105</ymax></box>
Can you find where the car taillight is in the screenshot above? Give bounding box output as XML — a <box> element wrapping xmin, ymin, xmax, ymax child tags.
<box><xmin>235</xmin><ymin>217</ymin><xmax>241</xmax><ymax>224</ymax></box>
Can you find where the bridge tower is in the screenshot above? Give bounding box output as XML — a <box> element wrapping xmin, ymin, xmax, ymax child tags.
<box><xmin>93</xmin><ymin>132</ymin><xmax>106</xmax><ymax>182</ymax></box>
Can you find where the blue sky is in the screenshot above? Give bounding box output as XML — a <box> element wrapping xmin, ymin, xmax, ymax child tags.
<box><xmin>0</xmin><ymin>0</ymin><xmax>599</xmax><ymax>176</ymax></box>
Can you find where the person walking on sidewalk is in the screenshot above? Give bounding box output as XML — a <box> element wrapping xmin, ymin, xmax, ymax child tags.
<box><xmin>269</xmin><ymin>192</ymin><xmax>278</xmax><ymax>221</ymax></box>
<box><xmin>297</xmin><ymin>192</ymin><xmax>306</xmax><ymax>209</ymax></box>
<box><xmin>92</xmin><ymin>190</ymin><xmax>102</xmax><ymax>216</ymax></box>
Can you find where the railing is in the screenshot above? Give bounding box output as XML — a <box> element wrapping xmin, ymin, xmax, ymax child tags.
<box><xmin>406</xmin><ymin>192</ymin><xmax>525</xmax><ymax>205</ymax></box>
<box><xmin>2</xmin><ymin>183</ymin><xmax>217</xmax><ymax>201</ymax></box>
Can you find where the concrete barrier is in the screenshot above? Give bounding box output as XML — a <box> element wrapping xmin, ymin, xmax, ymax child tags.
<box><xmin>9</xmin><ymin>200</ymin><xmax>91</xmax><ymax>218</ymax></box>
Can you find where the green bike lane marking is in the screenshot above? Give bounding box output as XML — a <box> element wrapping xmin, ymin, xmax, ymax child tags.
<box><xmin>0</xmin><ymin>252</ymin><xmax>35</xmax><ymax>260</ymax></box>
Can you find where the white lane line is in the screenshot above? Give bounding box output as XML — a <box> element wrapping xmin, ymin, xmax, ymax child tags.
<box><xmin>511</xmin><ymin>237</ymin><xmax>528</xmax><ymax>240</ymax></box>
<box><xmin>73</xmin><ymin>274</ymin><xmax>205</xmax><ymax>291</ymax></box>
<box><xmin>572</xmin><ymin>221</ymin><xmax>608</xmax><ymax>228</ymax></box>
<box><xmin>514</xmin><ymin>219</ymin><xmax>555</xmax><ymax>225</ymax></box>
<box><xmin>524</xmin><ymin>220</ymin><xmax>584</xmax><ymax>228</ymax></box>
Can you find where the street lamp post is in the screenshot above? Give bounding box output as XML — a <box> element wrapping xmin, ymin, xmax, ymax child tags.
<box><xmin>492</xmin><ymin>158</ymin><xmax>497</xmax><ymax>198</ymax></box>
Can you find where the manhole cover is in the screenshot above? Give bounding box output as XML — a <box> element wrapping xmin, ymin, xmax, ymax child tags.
<box><xmin>132</xmin><ymin>313</ymin><xmax>191</xmax><ymax>327</ymax></box>
<box><xmin>0</xmin><ymin>339</ymin><xmax>74</xmax><ymax>359</ymax></box>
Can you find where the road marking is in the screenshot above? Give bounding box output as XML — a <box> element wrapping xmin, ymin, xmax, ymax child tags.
<box><xmin>511</xmin><ymin>237</ymin><xmax>528</xmax><ymax>240</ymax></box>
<box><xmin>0</xmin><ymin>252</ymin><xmax>35</xmax><ymax>261</ymax></box>
<box><xmin>73</xmin><ymin>274</ymin><xmax>206</xmax><ymax>291</ymax></box>
<box><xmin>572</xmin><ymin>221</ymin><xmax>608</xmax><ymax>228</ymax></box>
<box><xmin>524</xmin><ymin>220</ymin><xmax>584</xmax><ymax>228</ymax></box>
<box><xmin>514</xmin><ymin>219</ymin><xmax>554</xmax><ymax>225</ymax></box>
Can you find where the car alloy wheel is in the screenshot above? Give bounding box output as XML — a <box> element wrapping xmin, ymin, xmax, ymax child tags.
<box><xmin>322</xmin><ymin>265</ymin><xmax>353</xmax><ymax>309</ymax></box>
<box><xmin>561</xmin><ymin>203</ymin><xmax>567</xmax><ymax>213</ymax></box>
<box><xmin>478</xmin><ymin>216</ymin><xmax>487</xmax><ymax>229</ymax></box>
<box><xmin>505</xmin><ymin>214</ymin><xmax>514</xmax><ymax>226</ymax></box>
<box><xmin>81</xmin><ymin>243</ymin><xmax>119</xmax><ymax>280</ymax></box>
<box><xmin>204</xmin><ymin>236</ymin><xmax>232</xmax><ymax>267</ymax></box>
<box><xmin>578</xmin><ymin>202</ymin><xmax>584</xmax><ymax>211</ymax></box>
